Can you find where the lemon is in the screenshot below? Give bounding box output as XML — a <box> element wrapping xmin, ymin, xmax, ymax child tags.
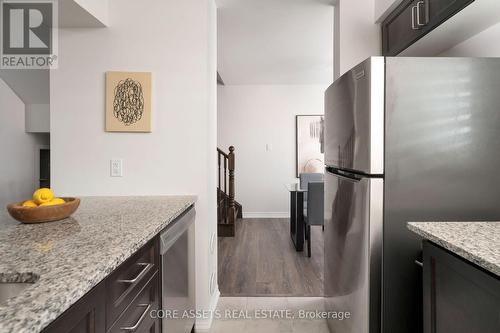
<box><xmin>33</xmin><ymin>188</ymin><xmax>54</xmax><ymax>205</ymax></box>
<box><xmin>22</xmin><ymin>200</ymin><xmax>38</xmax><ymax>208</ymax></box>
<box><xmin>40</xmin><ymin>198</ymin><xmax>66</xmax><ymax>207</ymax></box>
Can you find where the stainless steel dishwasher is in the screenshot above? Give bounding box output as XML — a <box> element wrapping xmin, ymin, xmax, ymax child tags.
<box><xmin>160</xmin><ymin>206</ymin><xmax>196</xmax><ymax>333</ymax></box>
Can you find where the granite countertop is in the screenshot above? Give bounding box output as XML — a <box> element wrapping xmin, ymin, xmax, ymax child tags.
<box><xmin>407</xmin><ymin>222</ymin><xmax>500</xmax><ymax>277</ymax></box>
<box><xmin>0</xmin><ymin>196</ymin><xmax>196</xmax><ymax>333</ymax></box>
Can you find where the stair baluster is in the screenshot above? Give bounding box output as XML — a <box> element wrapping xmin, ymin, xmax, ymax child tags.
<box><xmin>228</xmin><ymin>146</ymin><xmax>235</xmax><ymax>228</ymax></box>
<box><xmin>217</xmin><ymin>146</ymin><xmax>240</xmax><ymax>237</ymax></box>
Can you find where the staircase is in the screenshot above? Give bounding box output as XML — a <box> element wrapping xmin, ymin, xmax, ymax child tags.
<box><xmin>217</xmin><ymin>146</ymin><xmax>242</xmax><ymax>237</ymax></box>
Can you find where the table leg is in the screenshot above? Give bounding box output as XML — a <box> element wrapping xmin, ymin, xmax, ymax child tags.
<box><xmin>290</xmin><ymin>191</ymin><xmax>296</xmax><ymax>237</ymax></box>
<box><xmin>296</xmin><ymin>191</ymin><xmax>304</xmax><ymax>251</ymax></box>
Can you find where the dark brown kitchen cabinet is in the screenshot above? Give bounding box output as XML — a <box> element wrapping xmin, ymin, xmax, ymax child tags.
<box><xmin>382</xmin><ymin>0</ymin><xmax>423</xmax><ymax>56</ymax></box>
<box><xmin>107</xmin><ymin>273</ymin><xmax>160</xmax><ymax>333</ymax></box>
<box><xmin>423</xmin><ymin>241</ymin><xmax>500</xmax><ymax>333</ymax></box>
<box><xmin>41</xmin><ymin>282</ymin><xmax>106</xmax><ymax>333</ymax></box>
<box><xmin>106</xmin><ymin>238</ymin><xmax>159</xmax><ymax>329</ymax></box>
<box><xmin>41</xmin><ymin>238</ymin><xmax>161</xmax><ymax>333</ymax></box>
<box><xmin>382</xmin><ymin>0</ymin><xmax>475</xmax><ymax>55</ymax></box>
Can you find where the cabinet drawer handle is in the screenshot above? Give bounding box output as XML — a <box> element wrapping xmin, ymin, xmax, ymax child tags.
<box><xmin>411</xmin><ymin>5</ymin><xmax>419</xmax><ymax>30</ymax></box>
<box><xmin>120</xmin><ymin>303</ymin><xmax>151</xmax><ymax>331</ymax></box>
<box><xmin>416</xmin><ymin>1</ymin><xmax>427</xmax><ymax>27</ymax></box>
<box><xmin>117</xmin><ymin>263</ymin><xmax>153</xmax><ymax>284</ymax></box>
<box><xmin>415</xmin><ymin>259</ymin><xmax>423</xmax><ymax>267</ymax></box>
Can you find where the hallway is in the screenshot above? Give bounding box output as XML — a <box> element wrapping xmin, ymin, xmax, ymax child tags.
<box><xmin>218</xmin><ymin>218</ymin><xmax>324</xmax><ymax>296</ymax></box>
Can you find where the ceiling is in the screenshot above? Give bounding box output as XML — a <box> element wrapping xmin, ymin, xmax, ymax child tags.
<box><xmin>59</xmin><ymin>0</ymin><xmax>108</xmax><ymax>28</ymax></box>
<box><xmin>216</xmin><ymin>0</ymin><xmax>334</xmax><ymax>85</ymax></box>
<box><xmin>0</xmin><ymin>69</ymin><xmax>49</xmax><ymax>104</ymax></box>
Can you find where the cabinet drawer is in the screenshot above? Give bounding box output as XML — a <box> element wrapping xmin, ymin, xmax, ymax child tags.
<box><xmin>382</xmin><ymin>0</ymin><xmax>475</xmax><ymax>55</ymax></box>
<box><xmin>108</xmin><ymin>272</ymin><xmax>161</xmax><ymax>333</ymax></box>
<box><xmin>382</xmin><ymin>0</ymin><xmax>422</xmax><ymax>56</ymax></box>
<box><xmin>426</xmin><ymin>0</ymin><xmax>473</xmax><ymax>27</ymax></box>
<box><xmin>106</xmin><ymin>238</ymin><xmax>159</xmax><ymax>329</ymax></box>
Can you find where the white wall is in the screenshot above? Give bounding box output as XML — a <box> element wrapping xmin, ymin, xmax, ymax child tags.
<box><xmin>335</xmin><ymin>0</ymin><xmax>381</xmax><ymax>77</ymax></box>
<box><xmin>217</xmin><ymin>0</ymin><xmax>334</xmax><ymax>85</ymax></box>
<box><xmin>440</xmin><ymin>21</ymin><xmax>500</xmax><ymax>56</ymax></box>
<box><xmin>50</xmin><ymin>0</ymin><xmax>218</xmax><ymax>329</ymax></box>
<box><xmin>217</xmin><ymin>85</ymin><xmax>326</xmax><ymax>217</ymax></box>
<box><xmin>206</xmin><ymin>0</ymin><xmax>219</xmax><ymax>322</ymax></box>
<box><xmin>0</xmin><ymin>79</ymin><xmax>38</xmax><ymax>209</ymax></box>
<box><xmin>0</xmin><ymin>69</ymin><xmax>49</xmax><ymax>104</ymax></box>
<box><xmin>26</xmin><ymin>104</ymin><xmax>50</xmax><ymax>133</ymax></box>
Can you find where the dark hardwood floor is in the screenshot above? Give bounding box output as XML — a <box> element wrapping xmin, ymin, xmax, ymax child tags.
<box><xmin>218</xmin><ymin>218</ymin><xmax>323</xmax><ymax>296</ymax></box>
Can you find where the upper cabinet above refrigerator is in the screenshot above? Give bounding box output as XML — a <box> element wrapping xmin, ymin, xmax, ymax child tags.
<box><xmin>382</xmin><ymin>0</ymin><xmax>475</xmax><ymax>56</ymax></box>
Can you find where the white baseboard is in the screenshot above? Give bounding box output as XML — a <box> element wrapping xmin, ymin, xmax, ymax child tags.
<box><xmin>242</xmin><ymin>212</ymin><xmax>290</xmax><ymax>218</ymax></box>
<box><xmin>195</xmin><ymin>288</ymin><xmax>220</xmax><ymax>331</ymax></box>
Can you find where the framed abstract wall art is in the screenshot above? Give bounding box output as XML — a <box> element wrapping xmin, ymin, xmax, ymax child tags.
<box><xmin>296</xmin><ymin>115</ymin><xmax>324</xmax><ymax>177</ymax></box>
<box><xmin>105</xmin><ymin>71</ymin><xmax>152</xmax><ymax>132</ymax></box>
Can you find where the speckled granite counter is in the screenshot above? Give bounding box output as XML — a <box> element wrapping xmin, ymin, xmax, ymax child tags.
<box><xmin>407</xmin><ymin>222</ymin><xmax>500</xmax><ymax>277</ymax></box>
<box><xmin>0</xmin><ymin>196</ymin><xmax>196</xmax><ymax>333</ymax></box>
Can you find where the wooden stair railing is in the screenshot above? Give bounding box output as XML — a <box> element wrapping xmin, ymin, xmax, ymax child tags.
<box><xmin>217</xmin><ymin>146</ymin><xmax>242</xmax><ymax>237</ymax></box>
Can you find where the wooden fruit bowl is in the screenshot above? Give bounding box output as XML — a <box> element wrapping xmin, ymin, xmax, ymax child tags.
<box><xmin>7</xmin><ymin>198</ymin><xmax>80</xmax><ymax>224</ymax></box>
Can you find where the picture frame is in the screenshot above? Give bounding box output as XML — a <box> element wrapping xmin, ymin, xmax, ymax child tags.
<box><xmin>105</xmin><ymin>71</ymin><xmax>152</xmax><ymax>132</ymax></box>
<box><xmin>296</xmin><ymin>115</ymin><xmax>324</xmax><ymax>177</ymax></box>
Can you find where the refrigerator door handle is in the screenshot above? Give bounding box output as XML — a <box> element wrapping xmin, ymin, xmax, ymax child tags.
<box><xmin>326</xmin><ymin>167</ymin><xmax>361</xmax><ymax>182</ymax></box>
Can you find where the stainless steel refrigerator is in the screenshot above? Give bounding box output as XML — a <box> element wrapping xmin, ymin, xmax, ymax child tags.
<box><xmin>324</xmin><ymin>57</ymin><xmax>500</xmax><ymax>333</ymax></box>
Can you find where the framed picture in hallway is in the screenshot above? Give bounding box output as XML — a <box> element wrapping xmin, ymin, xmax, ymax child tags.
<box><xmin>105</xmin><ymin>71</ymin><xmax>152</xmax><ymax>132</ymax></box>
<box><xmin>296</xmin><ymin>115</ymin><xmax>324</xmax><ymax>177</ymax></box>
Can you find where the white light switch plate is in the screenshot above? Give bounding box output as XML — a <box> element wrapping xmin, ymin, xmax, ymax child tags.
<box><xmin>110</xmin><ymin>159</ymin><xmax>123</xmax><ymax>177</ymax></box>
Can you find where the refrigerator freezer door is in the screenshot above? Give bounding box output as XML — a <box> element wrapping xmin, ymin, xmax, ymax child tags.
<box><xmin>324</xmin><ymin>169</ymin><xmax>383</xmax><ymax>333</ymax></box>
<box><xmin>324</xmin><ymin>57</ymin><xmax>384</xmax><ymax>175</ymax></box>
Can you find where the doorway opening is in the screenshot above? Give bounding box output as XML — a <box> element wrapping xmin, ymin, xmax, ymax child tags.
<box><xmin>215</xmin><ymin>0</ymin><xmax>334</xmax><ymax>301</ymax></box>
